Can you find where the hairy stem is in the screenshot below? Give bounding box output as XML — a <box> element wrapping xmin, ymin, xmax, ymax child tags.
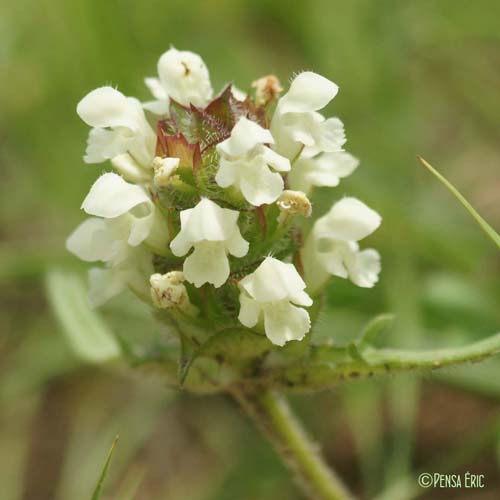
<box><xmin>232</xmin><ymin>388</ymin><xmax>354</xmax><ymax>500</ymax></box>
<box><xmin>265</xmin><ymin>333</ymin><xmax>500</xmax><ymax>391</ymax></box>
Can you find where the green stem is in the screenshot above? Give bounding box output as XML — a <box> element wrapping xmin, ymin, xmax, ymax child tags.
<box><xmin>266</xmin><ymin>333</ymin><xmax>500</xmax><ymax>392</ymax></box>
<box><xmin>232</xmin><ymin>389</ymin><xmax>354</xmax><ymax>500</ymax></box>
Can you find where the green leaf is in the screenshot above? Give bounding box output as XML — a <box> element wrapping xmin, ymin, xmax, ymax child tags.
<box><xmin>179</xmin><ymin>328</ymin><xmax>271</xmax><ymax>385</ymax></box>
<box><xmin>195</xmin><ymin>327</ymin><xmax>272</xmax><ymax>362</ymax></box>
<box><xmin>358</xmin><ymin>313</ymin><xmax>395</xmax><ymax>349</ymax></box>
<box><xmin>347</xmin><ymin>343</ymin><xmax>367</xmax><ymax>363</ymax></box>
<box><xmin>45</xmin><ymin>269</ymin><xmax>121</xmax><ymax>363</ymax></box>
<box><xmin>91</xmin><ymin>436</ymin><xmax>119</xmax><ymax>500</ymax></box>
<box><xmin>204</xmin><ymin>85</ymin><xmax>240</xmax><ymax>131</ymax></box>
<box><xmin>418</xmin><ymin>156</ymin><xmax>500</xmax><ymax>250</ymax></box>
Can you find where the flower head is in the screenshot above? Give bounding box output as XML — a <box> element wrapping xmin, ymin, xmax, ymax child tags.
<box><xmin>215</xmin><ymin>117</ymin><xmax>290</xmax><ymax>206</ymax></box>
<box><xmin>69</xmin><ymin>46</ymin><xmax>382</xmax><ymax>356</ymax></box>
<box><xmin>144</xmin><ymin>47</ymin><xmax>213</xmax><ymax>114</ymax></box>
<box><xmin>238</xmin><ymin>257</ymin><xmax>312</xmax><ymax>346</ymax></box>
<box><xmin>170</xmin><ymin>198</ymin><xmax>249</xmax><ymax>287</ymax></box>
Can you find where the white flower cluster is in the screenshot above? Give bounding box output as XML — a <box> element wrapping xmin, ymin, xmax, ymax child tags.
<box><xmin>67</xmin><ymin>47</ymin><xmax>382</xmax><ymax>347</ymax></box>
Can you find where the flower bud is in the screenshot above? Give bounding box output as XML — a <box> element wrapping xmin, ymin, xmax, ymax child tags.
<box><xmin>277</xmin><ymin>190</ymin><xmax>312</xmax><ymax>219</ymax></box>
<box><xmin>252</xmin><ymin>75</ymin><xmax>283</xmax><ymax>106</ymax></box>
<box><xmin>157</xmin><ymin>48</ymin><xmax>213</xmax><ymax>108</ymax></box>
<box><xmin>151</xmin><ymin>156</ymin><xmax>180</xmax><ymax>188</ymax></box>
<box><xmin>150</xmin><ymin>271</ymin><xmax>193</xmax><ymax>311</ymax></box>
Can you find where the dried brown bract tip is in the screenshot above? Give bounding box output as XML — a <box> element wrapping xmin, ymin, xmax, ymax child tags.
<box><xmin>252</xmin><ymin>75</ymin><xmax>283</xmax><ymax>107</ymax></box>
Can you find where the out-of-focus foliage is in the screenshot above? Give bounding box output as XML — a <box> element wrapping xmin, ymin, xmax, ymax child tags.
<box><xmin>1</xmin><ymin>0</ymin><xmax>499</xmax><ymax>498</ymax></box>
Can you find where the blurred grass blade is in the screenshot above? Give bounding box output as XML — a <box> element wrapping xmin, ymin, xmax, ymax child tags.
<box><xmin>91</xmin><ymin>436</ymin><xmax>119</xmax><ymax>500</ymax></box>
<box><xmin>114</xmin><ymin>464</ymin><xmax>145</xmax><ymax>500</ymax></box>
<box><xmin>46</xmin><ymin>269</ymin><xmax>121</xmax><ymax>362</ymax></box>
<box><xmin>341</xmin><ymin>382</ymin><xmax>385</xmax><ymax>496</ymax></box>
<box><xmin>418</xmin><ymin>156</ymin><xmax>500</xmax><ymax>249</ymax></box>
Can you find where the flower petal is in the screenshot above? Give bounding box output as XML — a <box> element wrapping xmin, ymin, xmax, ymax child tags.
<box><xmin>170</xmin><ymin>229</ymin><xmax>193</xmax><ymax>257</ymax></box>
<box><xmin>128</xmin><ymin>211</ymin><xmax>155</xmax><ymax>247</ymax></box>
<box><xmin>157</xmin><ymin>47</ymin><xmax>213</xmax><ymax>107</ymax></box>
<box><xmin>182</xmin><ymin>198</ymin><xmax>240</xmax><ymax>242</ymax></box>
<box><xmin>314</xmin><ymin>117</ymin><xmax>346</xmax><ymax>153</ymax></box>
<box><xmin>217</xmin><ymin>117</ymin><xmax>274</xmax><ymax>158</ymax></box>
<box><xmin>315</xmin><ymin>239</ymin><xmax>354</xmax><ymax>279</ymax></box>
<box><xmin>239</xmin><ymin>257</ymin><xmax>307</xmax><ymax>303</ymax></box>
<box><xmin>83</xmin><ymin>128</ymin><xmax>133</xmax><ymax>164</ymax></box>
<box><xmin>290</xmin><ymin>289</ymin><xmax>313</xmax><ymax>307</ymax></box>
<box><xmin>290</xmin><ymin>152</ymin><xmax>359</xmax><ymax>192</ymax></box>
<box><xmin>226</xmin><ymin>228</ymin><xmax>249</xmax><ymax>257</ymax></box>
<box><xmin>277</xmin><ymin>72</ymin><xmax>338</xmax><ymax>115</ymax></box>
<box><xmin>183</xmin><ymin>241</ymin><xmax>229</xmax><ymax>288</ymax></box>
<box><xmin>239</xmin><ymin>162</ymin><xmax>284</xmax><ymax>206</ymax></box>
<box><xmin>88</xmin><ymin>267</ymin><xmax>127</xmax><ymax>307</ymax></box>
<box><xmin>260</xmin><ymin>146</ymin><xmax>291</xmax><ymax>172</ymax></box>
<box><xmin>215</xmin><ymin>158</ymin><xmax>237</xmax><ymax>188</ymax></box>
<box><xmin>82</xmin><ymin>172</ymin><xmax>152</xmax><ymax>219</ymax></box>
<box><xmin>111</xmin><ymin>153</ymin><xmax>151</xmax><ymax>183</ymax></box>
<box><xmin>346</xmin><ymin>248</ymin><xmax>381</xmax><ymax>288</ymax></box>
<box><xmin>142</xmin><ymin>99</ymin><xmax>170</xmax><ymax>115</ymax></box>
<box><xmin>66</xmin><ymin>217</ymin><xmax>115</xmax><ymax>262</ymax></box>
<box><xmin>144</xmin><ymin>77</ymin><xmax>167</xmax><ymax>100</ymax></box>
<box><xmin>262</xmin><ymin>300</ymin><xmax>310</xmax><ymax>346</ymax></box>
<box><xmin>315</xmin><ymin>197</ymin><xmax>381</xmax><ymax>242</ymax></box>
<box><xmin>238</xmin><ymin>292</ymin><xmax>262</xmax><ymax>328</ymax></box>
<box><xmin>77</xmin><ymin>87</ymin><xmax>144</xmax><ymax>131</ymax></box>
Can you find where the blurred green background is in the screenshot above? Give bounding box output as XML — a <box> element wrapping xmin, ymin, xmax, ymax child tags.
<box><xmin>1</xmin><ymin>0</ymin><xmax>500</xmax><ymax>499</ymax></box>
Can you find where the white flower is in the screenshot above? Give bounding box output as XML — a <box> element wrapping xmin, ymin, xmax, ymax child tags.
<box><xmin>170</xmin><ymin>198</ymin><xmax>248</xmax><ymax>288</ymax></box>
<box><xmin>288</xmin><ymin>151</ymin><xmax>359</xmax><ymax>194</ymax></box>
<box><xmin>238</xmin><ymin>257</ymin><xmax>312</xmax><ymax>346</ymax></box>
<box><xmin>86</xmin><ymin>246</ymin><xmax>153</xmax><ymax>307</ymax></box>
<box><xmin>307</xmin><ymin>197</ymin><xmax>381</xmax><ymax>289</ymax></box>
<box><xmin>77</xmin><ymin>87</ymin><xmax>156</xmax><ymax>166</ymax></box>
<box><xmin>66</xmin><ymin>173</ymin><xmax>168</xmax><ymax>306</ymax></box>
<box><xmin>67</xmin><ymin>173</ymin><xmax>157</xmax><ymax>262</ymax></box>
<box><xmin>215</xmin><ymin>117</ymin><xmax>290</xmax><ymax>206</ymax></box>
<box><xmin>144</xmin><ymin>47</ymin><xmax>213</xmax><ymax>114</ymax></box>
<box><xmin>271</xmin><ymin>72</ymin><xmax>346</xmax><ymax>159</ymax></box>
